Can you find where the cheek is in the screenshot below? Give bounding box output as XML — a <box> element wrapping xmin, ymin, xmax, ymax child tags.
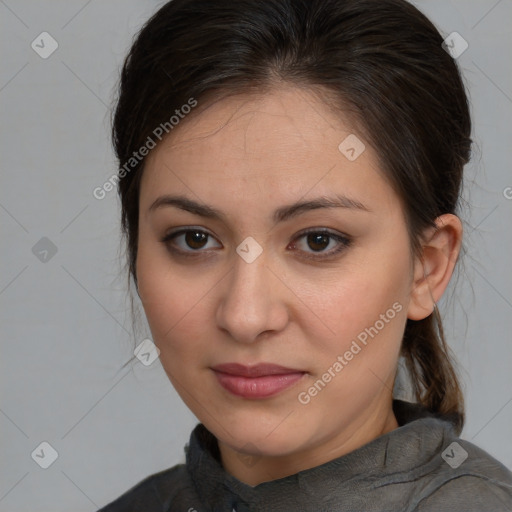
<box><xmin>303</xmin><ymin>239</ymin><xmax>411</xmax><ymax>370</ymax></box>
<box><xmin>135</xmin><ymin>243</ymin><xmax>216</xmax><ymax>370</ymax></box>
<box><xmin>308</xmin><ymin>250</ymin><xmax>410</xmax><ymax>335</ymax></box>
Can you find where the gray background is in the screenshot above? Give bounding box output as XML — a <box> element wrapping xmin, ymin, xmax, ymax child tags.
<box><xmin>1</xmin><ymin>0</ymin><xmax>511</xmax><ymax>510</ymax></box>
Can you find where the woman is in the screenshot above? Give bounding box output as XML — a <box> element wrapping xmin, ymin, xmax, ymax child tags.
<box><xmin>99</xmin><ymin>0</ymin><xmax>512</xmax><ymax>510</ymax></box>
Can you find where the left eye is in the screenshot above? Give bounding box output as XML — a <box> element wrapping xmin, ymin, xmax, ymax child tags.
<box><xmin>290</xmin><ymin>230</ymin><xmax>351</xmax><ymax>258</ymax></box>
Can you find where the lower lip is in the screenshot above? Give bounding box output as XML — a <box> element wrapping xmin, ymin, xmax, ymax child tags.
<box><xmin>213</xmin><ymin>371</ymin><xmax>306</xmax><ymax>399</ymax></box>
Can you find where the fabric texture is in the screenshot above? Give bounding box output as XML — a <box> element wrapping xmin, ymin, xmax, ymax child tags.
<box><xmin>98</xmin><ymin>400</ymin><xmax>512</xmax><ymax>511</ymax></box>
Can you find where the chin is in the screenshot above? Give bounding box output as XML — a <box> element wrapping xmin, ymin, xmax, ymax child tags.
<box><xmin>209</xmin><ymin>410</ymin><xmax>308</xmax><ymax>456</ymax></box>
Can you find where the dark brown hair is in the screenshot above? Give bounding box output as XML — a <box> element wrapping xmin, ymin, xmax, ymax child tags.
<box><xmin>112</xmin><ymin>0</ymin><xmax>471</xmax><ymax>432</ymax></box>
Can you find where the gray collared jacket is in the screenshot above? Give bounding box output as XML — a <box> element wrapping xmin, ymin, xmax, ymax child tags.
<box><xmin>98</xmin><ymin>400</ymin><xmax>512</xmax><ymax>511</ymax></box>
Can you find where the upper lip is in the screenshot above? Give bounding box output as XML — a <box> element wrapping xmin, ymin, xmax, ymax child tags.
<box><xmin>211</xmin><ymin>363</ymin><xmax>305</xmax><ymax>377</ymax></box>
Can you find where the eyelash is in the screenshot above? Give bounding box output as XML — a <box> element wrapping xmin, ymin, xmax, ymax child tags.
<box><xmin>161</xmin><ymin>227</ymin><xmax>352</xmax><ymax>261</ymax></box>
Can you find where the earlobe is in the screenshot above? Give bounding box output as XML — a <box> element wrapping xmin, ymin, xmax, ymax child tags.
<box><xmin>407</xmin><ymin>214</ymin><xmax>462</xmax><ymax>321</ymax></box>
<box><xmin>407</xmin><ymin>259</ymin><xmax>436</xmax><ymax>320</ymax></box>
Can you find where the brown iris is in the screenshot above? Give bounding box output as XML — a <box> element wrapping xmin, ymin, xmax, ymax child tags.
<box><xmin>307</xmin><ymin>233</ymin><xmax>330</xmax><ymax>252</ymax></box>
<box><xmin>185</xmin><ymin>231</ymin><xmax>208</xmax><ymax>249</ymax></box>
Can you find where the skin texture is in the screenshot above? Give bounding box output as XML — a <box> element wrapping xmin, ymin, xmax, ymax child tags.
<box><xmin>136</xmin><ymin>84</ymin><xmax>462</xmax><ymax>486</ymax></box>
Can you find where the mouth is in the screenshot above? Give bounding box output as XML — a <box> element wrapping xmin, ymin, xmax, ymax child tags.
<box><xmin>211</xmin><ymin>363</ymin><xmax>307</xmax><ymax>399</ymax></box>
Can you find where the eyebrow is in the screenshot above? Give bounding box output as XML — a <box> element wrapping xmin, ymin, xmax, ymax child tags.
<box><xmin>148</xmin><ymin>193</ymin><xmax>371</xmax><ymax>224</ymax></box>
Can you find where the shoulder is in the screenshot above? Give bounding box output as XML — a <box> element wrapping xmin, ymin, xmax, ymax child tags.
<box><xmin>97</xmin><ymin>463</ymin><xmax>191</xmax><ymax>512</ymax></box>
<box><xmin>414</xmin><ymin>438</ymin><xmax>512</xmax><ymax>511</ymax></box>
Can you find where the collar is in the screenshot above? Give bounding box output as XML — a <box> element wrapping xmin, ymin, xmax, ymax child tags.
<box><xmin>184</xmin><ymin>400</ymin><xmax>457</xmax><ymax>510</ymax></box>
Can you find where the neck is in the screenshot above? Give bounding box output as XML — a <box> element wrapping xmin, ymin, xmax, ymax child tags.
<box><xmin>218</xmin><ymin>398</ymin><xmax>399</xmax><ymax>486</ymax></box>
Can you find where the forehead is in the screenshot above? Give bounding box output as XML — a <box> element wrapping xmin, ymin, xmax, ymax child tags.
<box><xmin>153</xmin><ymin>85</ymin><xmax>356</xmax><ymax>155</ymax></box>
<box><xmin>140</xmin><ymin>85</ymin><xmax>397</xmax><ymax>216</ymax></box>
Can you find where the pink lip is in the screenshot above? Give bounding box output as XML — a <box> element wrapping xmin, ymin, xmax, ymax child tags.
<box><xmin>211</xmin><ymin>363</ymin><xmax>306</xmax><ymax>399</ymax></box>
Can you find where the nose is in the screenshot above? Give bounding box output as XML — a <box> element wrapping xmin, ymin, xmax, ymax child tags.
<box><xmin>215</xmin><ymin>247</ymin><xmax>289</xmax><ymax>344</ymax></box>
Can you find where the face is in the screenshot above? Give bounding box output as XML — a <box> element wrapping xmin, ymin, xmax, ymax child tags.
<box><xmin>136</xmin><ymin>85</ymin><xmax>415</xmax><ymax>480</ymax></box>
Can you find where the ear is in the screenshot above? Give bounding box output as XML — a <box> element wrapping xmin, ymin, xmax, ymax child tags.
<box><xmin>407</xmin><ymin>214</ymin><xmax>462</xmax><ymax>321</ymax></box>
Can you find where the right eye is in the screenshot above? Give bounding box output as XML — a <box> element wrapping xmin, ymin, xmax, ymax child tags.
<box><xmin>161</xmin><ymin>228</ymin><xmax>222</xmax><ymax>255</ymax></box>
